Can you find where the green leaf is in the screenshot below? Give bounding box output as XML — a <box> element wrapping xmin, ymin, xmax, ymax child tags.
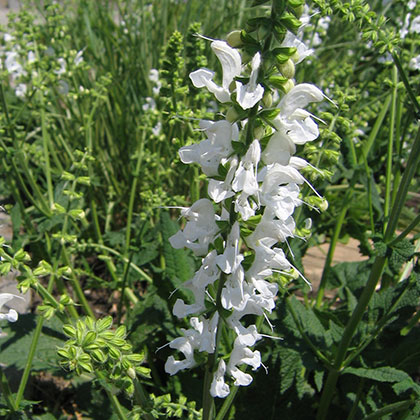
<box><xmin>288</xmin><ymin>296</ymin><xmax>332</xmax><ymax>349</ymax></box>
<box><xmin>159</xmin><ymin>212</ymin><xmax>194</xmax><ymax>288</ymax></box>
<box><xmin>342</xmin><ymin>366</ymin><xmax>411</xmax><ymax>383</ymax></box>
<box><xmin>0</xmin><ymin>314</ymin><xmax>66</xmax><ymax>371</ymax></box>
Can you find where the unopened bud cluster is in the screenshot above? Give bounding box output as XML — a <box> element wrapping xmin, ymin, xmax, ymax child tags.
<box><xmin>58</xmin><ymin>316</ymin><xmax>150</xmax><ymax>395</ymax></box>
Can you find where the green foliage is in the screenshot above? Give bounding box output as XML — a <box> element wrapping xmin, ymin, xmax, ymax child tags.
<box><xmin>1</xmin><ymin>0</ymin><xmax>420</xmax><ymax>419</ymax></box>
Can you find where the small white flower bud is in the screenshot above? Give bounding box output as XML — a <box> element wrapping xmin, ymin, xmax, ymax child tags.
<box><xmin>226</xmin><ymin>107</ymin><xmax>239</xmax><ymax>123</ymax></box>
<box><xmin>253</xmin><ymin>125</ymin><xmax>265</xmax><ymax>140</ymax></box>
<box><xmin>226</xmin><ymin>30</ymin><xmax>243</xmax><ymax>48</ymax></box>
<box><xmin>282</xmin><ymin>79</ymin><xmax>295</xmax><ymax>93</ymax></box>
<box><xmin>319</xmin><ymin>199</ymin><xmax>329</xmax><ymax>212</ymax></box>
<box><xmin>291</xmin><ymin>51</ymin><xmax>300</xmax><ymax>64</ymax></box>
<box><xmin>127</xmin><ymin>367</ymin><xmax>137</xmax><ymax>379</ymax></box>
<box><xmin>262</xmin><ymin>91</ymin><xmax>272</xmax><ymax>107</ymax></box>
<box><xmin>278</xmin><ymin>59</ymin><xmax>295</xmax><ymax>79</ymax></box>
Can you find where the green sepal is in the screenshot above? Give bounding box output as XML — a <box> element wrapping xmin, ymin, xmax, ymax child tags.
<box><xmin>231</xmin><ymin>140</ymin><xmax>247</xmax><ymax>156</ymax></box>
<box><xmin>268</xmin><ymin>75</ymin><xmax>288</xmax><ymax>89</ymax></box>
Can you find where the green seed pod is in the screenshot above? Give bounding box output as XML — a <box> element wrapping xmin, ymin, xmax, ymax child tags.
<box><xmin>226</xmin><ymin>30</ymin><xmax>243</xmax><ymax>48</ymax></box>
<box><xmin>82</xmin><ymin>331</ymin><xmax>97</xmax><ymax>347</ymax></box>
<box><xmin>96</xmin><ymin>316</ymin><xmax>113</xmax><ymax>332</ymax></box>
<box><xmin>62</xmin><ymin>324</ymin><xmax>77</xmax><ymax>338</ymax></box>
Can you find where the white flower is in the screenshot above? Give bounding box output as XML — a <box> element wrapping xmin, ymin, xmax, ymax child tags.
<box><xmin>232</xmin><ymin>140</ymin><xmax>261</xmax><ymax>196</ymax></box>
<box><xmin>5</xmin><ymin>52</ymin><xmax>23</xmax><ymax>77</ymax></box>
<box><xmin>149</xmin><ymin>68</ymin><xmax>162</xmax><ymax>95</ymax></box>
<box><xmin>142</xmin><ymin>97</ymin><xmax>156</xmax><ymax>111</ymax></box>
<box><xmin>165</xmin><ymin>314</ymin><xmax>218</xmax><ymax>375</ymax></box>
<box><xmin>259</xmin><ymin>165</ymin><xmax>304</xmax><ymax>220</ymax></box>
<box><xmin>246</xmin><ymin>209</ymin><xmax>295</xmax><ymax>250</ymax></box>
<box><xmin>409</xmin><ymin>55</ymin><xmax>420</xmax><ymax>70</ymax></box>
<box><xmin>410</xmin><ymin>16</ymin><xmax>420</xmax><ymax>33</ymax></box>
<box><xmin>236</xmin><ymin>53</ymin><xmax>264</xmax><ymax>109</ymax></box>
<box><xmin>54</xmin><ymin>57</ymin><xmax>66</xmax><ymax>76</ymax></box>
<box><xmin>27</xmin><ymin>51</ymin><xmax>36</xmax><ymax>64</ymax></box>
<box><xmin>261</xmin><ymin>130</ymin><xmax>295</xmax><ymax>166</ymax></box>
<box><xmin>221</xmin><ymin>261</ymin><xmax>246</xmax><ymax>311</ymax></box>
<box><xmin>74</xmin><ymin>50</ymin><xmax>84</xmax><ymax>66</ymax></box>
<box><xmin>208</xmin><ymin>157</ymin><xmax>238</xmax><ymax>203</ymax></box>
<box><xmin>400</xmin><ymin>13</ymin><xmax>411</xmax><ymax>39</ymax></box>
<box><xmin>281</xmin><ymin>31</ymin><xmax>313</xmax><ymax>64</ymax></box>
<box><xmin>210</xmin><ymin>359</ymin><xmax>230</xmax><ymax>398</ymax></box>
<box><xmin>169</xmin><ymin>199</ymin><xmax>219</xmax><ymax>256</ymax></box>
<box><xmin>216</xmin><ymin>222</ymin><xmax>243</xmax><ymax>274</ymax></box>
<box><xmin>234</xmin><ymin>191</ymin><xmax>258</xmax><ymax>221</ymax></box>
<box><xmin>15</xmin><ymin>83</ymin><xmax>27</xmax><ymax>98</ymax></box>
<box><xmin>0</xmin><ymin>293</ymin><xmax>23</xmax><ymax>328</ymax></box>
<box><xmin>4</xmin><ymin>33</ymin><xmax>14</xmax><ymax>43</ymax></box>
<box><xmin>190</xmin><ymin>40</ymin><xmax>241</xmax><ymax>103</ymax></box>
<box><xmin>179</xmin><ymin>120</ymin><xmax>237</xmax><ymax>176</ymax></box>
<box><xmin>173</xmin><ymin>250</ymin><xmax>220</xmax><ymax>318</ymax></box>
<box><xmin>227</xmin><ymin>336</ymin><xmax>261</xmax><ymax>386</ymax></box>
<box><xmin>262</xmin><ymin>84</ymin><xmax>323</xmax><ymax>158</ymax></box>
<box><xmin>408</xmin><ymin>0</ymin><xmax>417</xmax><ymax>10</ymax></box>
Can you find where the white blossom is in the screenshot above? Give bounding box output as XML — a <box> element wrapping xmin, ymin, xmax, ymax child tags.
<box><xmin>0</xmin><ymin>293</ymin><xmax>23</xmax><ymax>330</ymax></box>
<box><xmin>236</xmin><ymin>53</ymin><xmax>264</xmax><ymax>109</ymax></box>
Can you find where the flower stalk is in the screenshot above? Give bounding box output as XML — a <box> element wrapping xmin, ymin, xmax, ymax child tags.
<box><xmin>164</xmin><ymin>1</ymin><xmax>329</xmax><ymax>417</ymax></box>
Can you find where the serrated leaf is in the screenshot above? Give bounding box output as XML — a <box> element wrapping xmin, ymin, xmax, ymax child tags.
<box><xmin>288</xmin><ymin>296</ymin><xmax>331</xmax><ymax>348</ymax></box>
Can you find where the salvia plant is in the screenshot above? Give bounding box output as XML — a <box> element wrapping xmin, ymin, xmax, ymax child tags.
<box><xmin>0</xmin><ymin>0</ymin><xmax>419</xmax><ymax>419</ymax></box>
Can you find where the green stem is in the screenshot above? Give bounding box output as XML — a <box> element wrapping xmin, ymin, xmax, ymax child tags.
<box><xmin>389</xmin><ymin>214</ymin><xmax>420</xmax><ymax>247</ymax></box>
<box><xmin>40</xmin><ymin>102</ymin><xmax>54</xmax><ymax>209</ymax></box>
<box><xmin>202</xmin><ymin>272</ymin><xmax>228</xmax><ymax>420</ymax></box>
<box><xmin>62</xmin><ymin>247</ymin><xmax>95</xmax><ymax>318</ymax></box>
<box><xmin>346</xmin><ymin>379</ymin><xmax>366</xmax><ymax>420</ymax></box>
<box><xmin>384</xmin><ymin>126</ymin><xmax>420</xmax><ymax>243</ymax></box>
<box><xmin>214</xmin><ymin>385</ymin><xmax>239</xmax><ymax>420</ymax></box>
<box><xmin>14</xmin><ymin>273</ymin><xmax>56</xmax><ymax>408</ymax></box>
<box><xmin>361</xmin><ymin>399</ymin><xmax>414</xmax><ymax>420</ymax></box>
<box><xmin>360</xmin><ymin>94</ymin><xmax>391</xmax><ymax>162</ymax></box>
<box><xmin>316</xmin><ymin>256</ymin><xmax>387</xmax><ymax>420</ymax></box>
<box><xmin>392</xmin><ymin>52</ymin><xmax>420</xmax><ymax>116</ymax></box>
<box><xmin>133</xmin><ymin>379</ymin><xmax>155</xmax><ymax>420</ymax></box>
<box><xmin>82</xmin><ymin>242</ymin><xmax>152</xmax><ymax>285</ymax></box>
<box><xmin>315</xmin><ymin>201</ymin><xmax>349</xmax><ymax>308</ymax></box>
<box><xmin>96</xmin><ymin>372</ymin><xmax>128</xmax><ymax>420</ymax></box>
<box><xmin>361</xmin><ymin>152</ymin><xmax>375</xmax><ymax>233</ymax></box>
<box><xmin>124</xmin><ymin>133</ymin><xmax>145</xmax><ymax>255</ymax></box>
<box><xmin>383</xmin><ymin>66</ymin><xmax>397</xmax><ymax>231</ymax></box>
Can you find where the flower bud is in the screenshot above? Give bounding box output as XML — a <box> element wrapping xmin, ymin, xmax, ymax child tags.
<box><xmin>291</xmin><ymin>51</ymin><xmax>300</xmax><ymax>63</ymax></box>
<box><xmin>127</xmin><ymin>367</ymin><xmax>137</xmax><ymax>379</ymax></box>
<box><xmin>226</xmin><ymin>107</ymin><xmax>239</xmax><ymax>123</ymax></box>
<box><xmin>278</xmin><ymin>59</ymin><xmax>295</xmax><ymax>79</ymax></box>
<box><xmin>226</xmin><ymin>30</ymin><xmax>243</xmax><ymax>48</ymax></box>
<box><xmin>262</xmin><ymin>91</ymin><xmax>273</xmax><ymax>108</ymax></box>
<box><xmin>319</xmin><ymin>199</ymin><xmax>329</xmax><ymax>212</ymax></box>
<box><xmin>253</xmin><ymin>125</ymin><xmax>265</xmax><ymax>140</ymax></box>
<box><xmin>282</xmin><ymin>79</ymin><xmax>295</xmax><ymax>93</ymax></box>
